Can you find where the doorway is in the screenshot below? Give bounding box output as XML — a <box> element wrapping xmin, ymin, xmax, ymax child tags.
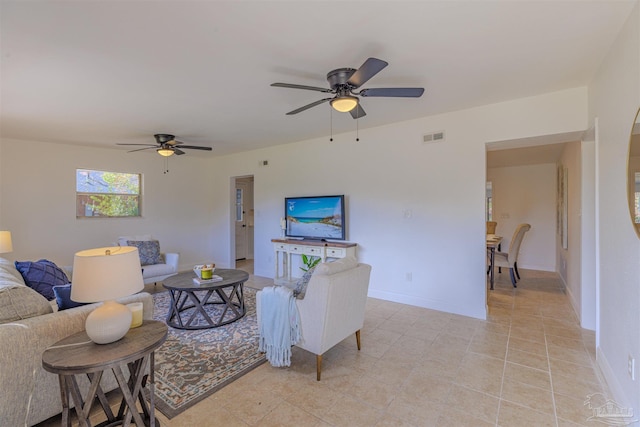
<box><xmin>234</xmin><ymin>176</ymin><xmax>254</xmax><ymax>263</ymax></box>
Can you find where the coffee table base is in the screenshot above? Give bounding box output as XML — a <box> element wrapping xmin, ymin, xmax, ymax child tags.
<box><xmin>166</xmin><ymin>282</ymin><xmax>245</xmax><ymax>329</ymax></box>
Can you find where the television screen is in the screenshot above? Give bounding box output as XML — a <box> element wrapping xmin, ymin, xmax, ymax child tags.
<box><xmin>285</xmin><ymin>195</ymin><xmax>345</xmax><ymax>240</ymax></box>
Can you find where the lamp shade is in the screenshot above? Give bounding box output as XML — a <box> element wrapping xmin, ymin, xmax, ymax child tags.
<box><xmin>71</xmin><ymin>246</ymin><xmax>144</xmax><ymax>303</ymax></box>
<box><xmin>0</xmin><ymin>231</ymin><xmax>13</xmax><ymax>254</ymax></box>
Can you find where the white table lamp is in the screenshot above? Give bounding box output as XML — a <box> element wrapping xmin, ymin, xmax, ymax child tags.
<box><xmin>71</xmin><ymin>246</ymin><xmax>144</xmax><ymax>344</ymax></box>
<box><xmin>0</xmin><ymin>231</ymin><xmax>13</xmax><ymax>254</ymax></box>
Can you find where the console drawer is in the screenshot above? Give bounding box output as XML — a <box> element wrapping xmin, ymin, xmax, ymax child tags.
<box><xmin>303</xmin><ymin>246</ymin><xmax>323</xmax><ymax>256</ymax></box>
<box><xmin>326</xmin><ymin>247</ymin><xmax>345</xmax><ymax>258</ymax></box>
<box><xmin>289</xmin><ymin>245</ymin><xmax>305</xmax><ymax>254</ymax></box>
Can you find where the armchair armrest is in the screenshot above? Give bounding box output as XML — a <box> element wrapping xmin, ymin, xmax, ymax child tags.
<box><xmin>164</xmin><ymin>252</ymin><xmax>179</xmax><ymax>271</ymax></box>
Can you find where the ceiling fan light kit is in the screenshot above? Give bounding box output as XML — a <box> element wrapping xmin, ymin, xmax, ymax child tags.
<box><xmin>271</xmin><ymin>57</ymin><xmax>425</xmax><ymax>119</ymax></box>
<box><xmin>157</xmin><ymin>148</ymin><xmax>174</xmax><ymax>157</ymax></box>
<box><xmin>331</xmin><ymin>96</ymin><xmax>358</xmax><ymax>113</ymax></box>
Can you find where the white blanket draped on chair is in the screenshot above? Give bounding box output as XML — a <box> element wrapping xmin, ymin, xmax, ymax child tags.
<box><xmin>258</xmin><ymin>286</ymin><xmax>301</xmax><ymax>367</ymax></box>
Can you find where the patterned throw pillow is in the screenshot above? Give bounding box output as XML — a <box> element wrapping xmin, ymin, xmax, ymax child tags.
<box><xmin>127</xmin><ymin>240</ymin><xmax>163</xmax><ymax>266</ymax></box>
<box><xmin>52</xmin><ymin>284</ymin><xmax>88</xmax><ymax>311</ymax></box>
<box><xmin>14</xmin><ymin>259</ymin><xmax>70</xmax><ymax>300</ymax></box>
<box><xmin>293</xmin><ymin>266</ymin><xmax>316</xmax><ymax>300</ymax></box>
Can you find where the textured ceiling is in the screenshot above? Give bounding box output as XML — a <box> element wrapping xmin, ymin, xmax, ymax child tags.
<box><xmin>1</xmin><ymin>1</ymin><xmax>635</xmax><ymax>157</ymax></box>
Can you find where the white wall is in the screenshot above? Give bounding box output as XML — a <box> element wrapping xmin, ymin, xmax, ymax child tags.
<box><xmin>580</xmin><ymin>138</ymin><xmax>596</xmax><ymax>331</ymax></box>
<box><xmin>0</xmin><ymin>88</ymin><xmax>588</xmax><ymax>323</ymax></box>
<box><xmin>208</xmin><ymin>88</ymin><xmax>587</xmax><ymax>320</ymax></box>
<box><xmin>558</xmin><ymin>141</ymin><xmax>587</xmax><ymax>328</ymax></box>
<box><xmin>588</xmin><ymin>1</ymin><xmax>640</xmax><ymax>412</ymax></box>
<box><xmin>487</xmin><ymin>163</ymin><xmax>557</xmax><ymax>272</ymax></box>
<box><xmin>0</xmin><ymin>139</ymin><xmax>217</xmax><ymax>270</ymax></box>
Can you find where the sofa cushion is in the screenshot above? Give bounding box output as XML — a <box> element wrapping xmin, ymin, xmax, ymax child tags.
<box><xmin>0</xmin><ymin>286</ymin><xmax>53</xmax><ymax>323</ymax></box>
<box><xmin>127</xmin><ymin>240</ymin><xmax>163</xmax><ymax>266</ymax></box>
<box><xmin>313</xmin><ymin>256</ymin><xmax>358</xmax><ymax>276</ymax></box>
<box><xmin>52</xmin><ymin>284</ymin><xmax>89</xmax><ymax>311</ymax></box>
<box><xmin>141</xmin><ymin>262</ymin><xmax>174</xmax><ymax>279</ymax></box>
<box><xmin>14</xmin><ymin>259</ymin><xmax>70</xmax><ymax>300</ymax></box>
<box><xmin>0</xmin><ymin>257</ymin><xmax>26</xmax><ymax>287</ymax></box>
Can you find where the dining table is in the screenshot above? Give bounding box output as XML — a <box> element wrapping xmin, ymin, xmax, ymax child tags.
<box><xmin>486</xmin><ymin>235</ymin><xmax>503</xmax><ymax>290</ymax></box>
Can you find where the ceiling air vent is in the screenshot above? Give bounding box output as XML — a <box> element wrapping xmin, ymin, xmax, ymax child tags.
<box><xmin>423</xmin><ymin>131</ymin><xmax>445</xmax><ymax>144</ymax></box>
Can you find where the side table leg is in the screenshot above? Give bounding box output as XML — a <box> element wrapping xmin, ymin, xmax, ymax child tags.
<box><xmin>150</xmin><ymin>351</ymin><xmax>157</xmax><ymax>427</ymax></box>
<box><xmin>57</xmin><ymin>375</ymin><xmax>71</xmax><ymax>427</ymax></box>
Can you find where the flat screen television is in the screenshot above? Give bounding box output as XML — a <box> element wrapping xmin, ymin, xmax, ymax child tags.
<box><xmin>285</xmin><ymin>195</ymin><xmax>345</xmax><ymax>241</ymax></box>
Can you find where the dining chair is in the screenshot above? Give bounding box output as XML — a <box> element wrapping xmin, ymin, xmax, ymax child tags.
<box><xmin>486</xmin><ymin>221</ymin><xmax>497</xmax><ymax>235</ymax></box>
<box><xmin>494</xmin><ymin>223</ymin><xmax>531</xmax><ymax>287</ymax></box>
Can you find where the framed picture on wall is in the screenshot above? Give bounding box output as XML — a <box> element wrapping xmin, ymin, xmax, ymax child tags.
<box><xmin>557</xmin><ymin>165</ymin><xmax>568</xmax><ymax>250</ymax></box>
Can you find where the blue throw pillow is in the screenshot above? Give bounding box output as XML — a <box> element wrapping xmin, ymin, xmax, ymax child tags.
<box><xmin>52</xmin><ymin>284</ymin><xmax>88</xmax><ymax>310</ymax></box>
<box><xmin>127</xmin><ymin>240</ymin><xmax>163</xmax><ymax>266</ymax></box>
<box><xmin>15</xmin><ymin>259</ymin><xmax>70</xmax><ymax>301</ymax></box>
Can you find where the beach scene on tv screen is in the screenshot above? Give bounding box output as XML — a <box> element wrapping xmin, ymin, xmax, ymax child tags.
<box><xmin>287</xmin><ymin>198</ymin><xmax>343</xmax><ymax>239</ymax></box>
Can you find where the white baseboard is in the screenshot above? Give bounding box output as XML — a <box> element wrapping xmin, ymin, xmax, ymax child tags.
<box><xmin>367</xmin><ymin>289</ymin><xmax>487</xmax><ymax>320</ymax></box>
<box><xmin>596</xmin><ymin>346</ymin><xmax>632</xmax><ymax>410</ymax></box>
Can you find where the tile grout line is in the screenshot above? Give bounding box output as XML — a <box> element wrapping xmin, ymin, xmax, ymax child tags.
<box><xmin>542</xmin><ymin>306</ymin><xmax>560</xmax><ymax>427</ymax></box>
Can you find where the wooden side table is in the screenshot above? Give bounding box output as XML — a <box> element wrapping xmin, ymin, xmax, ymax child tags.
<box><xmin>42</xmin><ymin>320</ymin><xmax>168</xmax><ymax>427</ymax></box>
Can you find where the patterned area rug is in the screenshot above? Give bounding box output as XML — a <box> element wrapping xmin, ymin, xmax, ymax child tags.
<box><xmin>148</xmin><ymin>287</ymin><xmax>265</xmax><ymax>419</ymax></box>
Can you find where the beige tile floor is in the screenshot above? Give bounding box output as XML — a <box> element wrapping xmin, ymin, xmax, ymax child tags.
<box><xmin>37</xmin><ymin>264</ymin><xmax>612</xmax><ymax>426</ymax></box>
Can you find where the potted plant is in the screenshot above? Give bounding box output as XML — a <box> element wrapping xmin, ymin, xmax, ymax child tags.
<box><xmin>300</xmin><ymin>254</ymin><xmax>320</xmax><ymax>272</ymax></box>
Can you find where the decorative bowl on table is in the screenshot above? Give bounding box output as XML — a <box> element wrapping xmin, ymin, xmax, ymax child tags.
<box><xmin>193</xmin><ymin>264</ymin><xmax>216</xmax><ymax>280</ymax></box>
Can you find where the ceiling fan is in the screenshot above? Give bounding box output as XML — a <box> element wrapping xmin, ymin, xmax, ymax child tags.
<box><xmin>116</xmin><ymin>134</ymin><xmax>213</xmax><ymax>157</ymax></box>
<box><xmin>271</xmin><ymin>57</ymin><xmax>424</xmax><ymax>119</ymax></box>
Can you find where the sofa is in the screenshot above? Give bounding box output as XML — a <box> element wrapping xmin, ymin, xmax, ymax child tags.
<box><xmin>0</xmin><ymin>257</ymin><xmax>154</xmax><ymax>426</ymax></box>
<box><xmin>257</xmin><ymin>257</ymin><xmax>372</xmax><ymax>380</ymax></box>
<box><xmin>117</xmin><ymin>235</ymin><xmax>179</xmax><ymax>285</ymax></box>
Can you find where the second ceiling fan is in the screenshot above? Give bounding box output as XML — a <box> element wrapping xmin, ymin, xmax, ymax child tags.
<box><xmin>271</xmin><ymin>57</ymin><xmax>424</xmax><ymax>119</ymax></box>
<box><xmin>117</xmin><ymin>134</ymin><xmax>212</xmax><ymax>157</ymax></box>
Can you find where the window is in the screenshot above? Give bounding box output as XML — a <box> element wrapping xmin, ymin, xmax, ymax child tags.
<box><xmin>486</xmin><ymin>181</ymin><xmax>493</xmax><ymax>221</ymax></box>
<box><xmin>76</xmin><ymin>169</ymin><xmax>141</xmax><ymax>218</ymax></box>
<box><xmin>236</xmin><ymin>188</ymin><xmax>244</xmax><ymax>221</ymax></box>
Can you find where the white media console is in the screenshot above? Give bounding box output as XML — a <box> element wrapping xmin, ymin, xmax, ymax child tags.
<box><xmin>272</xmin><ymin>238</ymin><xmax>357</xmax><ymax>286</ymax></box>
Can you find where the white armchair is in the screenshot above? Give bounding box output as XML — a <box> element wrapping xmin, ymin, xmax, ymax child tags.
<box><xmin>257</xmin><ymin>257</ymin><xmax>372</xmax><ymax>380</ymax></box>
<box><xmin>117</xmin><ymin>235</ymin><xmax>179</xmax><ymax>285</ymax></box>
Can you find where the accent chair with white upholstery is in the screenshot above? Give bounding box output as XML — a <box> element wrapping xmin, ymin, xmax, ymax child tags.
<box><xmin>117</xmin><ymin>235</ymin><xmax>179</xmax><ymax>285</ymax></box>
<box><xmin>494</xmin><ymin>223</ymin><xmax>531</xmax><ymax>287</ymax></box>
<box><xmin>257</xmin><ymin>257</ymin><xmax>372</xmax><ymax>380</ymax></box>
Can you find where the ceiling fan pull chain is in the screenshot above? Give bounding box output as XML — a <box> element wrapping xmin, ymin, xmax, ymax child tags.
<box><xmin>330</xmin><ymin>108</ymin><xmax>334</xmax><ymax>142</ymax></box>
<box><xmin>356</xmin><ymin>115</ymin><xmax>359</xmax><ymax>142</ymax></box>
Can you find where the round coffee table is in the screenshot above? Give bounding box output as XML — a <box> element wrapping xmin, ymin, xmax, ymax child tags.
<box><xmin>162</xmin><ymin>268</ymin><xmax>249</xmax><ymax>330</ymax></box>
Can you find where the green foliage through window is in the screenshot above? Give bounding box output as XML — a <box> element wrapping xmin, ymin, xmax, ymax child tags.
<box><xmin>76</xmin><ymin>169</ymin><xmax>141</xmax><ymax>218</ymax></box>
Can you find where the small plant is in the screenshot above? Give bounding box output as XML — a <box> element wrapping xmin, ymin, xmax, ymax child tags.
<box><xmin>300</xmin><ymin>254</ymin><xmax>321</xmax><ymax>272</ymax></box>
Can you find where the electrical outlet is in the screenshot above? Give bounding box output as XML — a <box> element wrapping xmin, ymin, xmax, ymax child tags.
<box><xmin>629</xmin><ymin>355</ymin><xmax>635</xmax><ymax>380</ymax></box>
<box><xmin>406</xmin><ymin>272</ymin><xmax>412</xmax><ymax>282</ymax></box>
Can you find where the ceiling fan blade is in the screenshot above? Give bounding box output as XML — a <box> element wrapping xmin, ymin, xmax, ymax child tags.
<box><xmin>271</xmin><ymin>83</ymin><xmax>333</xmax><ymax>93</ymax></box>
<box><xmin>117</xmin><ymin>143</ymin><xmax>156</xmax><ymax>146</ymax></box>
<box><xmin>173</xmin><ymin>148</ymin><xmax>186</xmax><ymax>155</ymax></box>
<box><xmin>350</xmin><ymin>104</ymin><xmax>366</xmax><ymax>119</ymax></box>
<box><xmin>347</xmin><ymin>58</ymin><xmax>388</xmax><ymax>89</ymax></box>
<box><xmin>286</xmin><ymin>98</ymin><xmax>332</xmax><ymax>115</ymax></box>
<box><xmin>127</xmin><ymin>147</ymin><xmax>156</xmax><ymax>153</ymax></box>
<box><xmin>359</xmin><ymin>87</ymin><xmax>425</xmax><ymax>97</ymax></box>
<box><xmin>177</xmin><ymin>145</ymin><xmax>213</xmax><ymax>151</ymax></box>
